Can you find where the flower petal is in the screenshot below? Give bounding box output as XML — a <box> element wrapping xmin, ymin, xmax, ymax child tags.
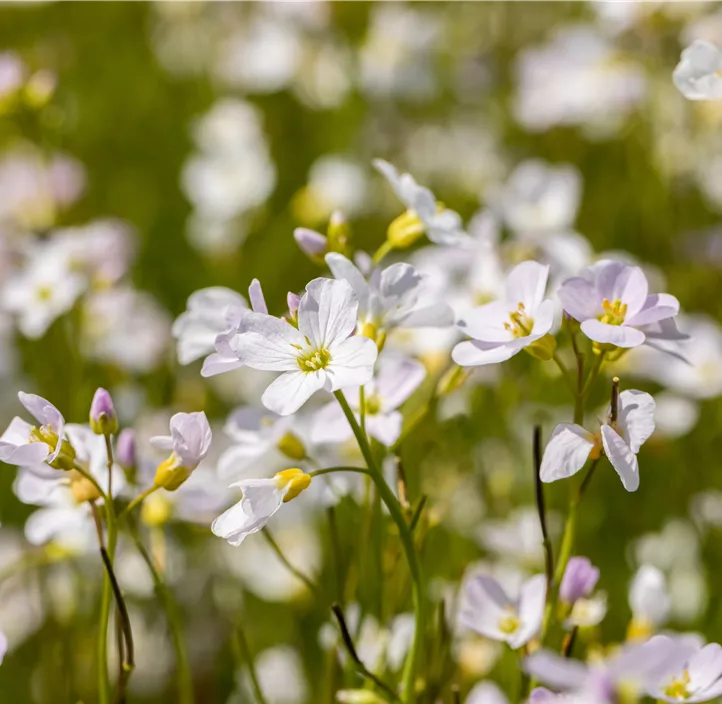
<box><xmin>262</xmin><ymin>371</ymin><xmax>326</xmax><ymax>416</ymax></box>
<box><xmin>460</xmin><ymin>572</ymin><xmax>511</xmax><ymax>641</ymax></box>
<box><xmin>377</xmin><ymin>356</ymin><xmax>426</xmax><ymax>411</ymax></box>
<box><xmin>326</xmin><ymin>253</ymin><xmax>371</xmax><ymax>320</ymax></box>
<box><xmin>505</xmin><ymin>261</ymin><xmax>549</xmax><ymax>313</ymax></box>
<box><xmin>601</xmin><ymin>425</ymin><xmax>639</xmax><ymax>492</ymax></box>
<box><xmin>466</xmin><ymin>682</ymin><xmax>510</xmax><ymax>704</ymax></box>
<box><xmin>324</xmin><ymin>336</ymin><xmax>378</xmax><ymax>390</ymax></box>
<box><xmin>366</xmin><ymin>411</ymin><xmax>403</xmax><ymax>447</ymax></box>
<box><xmin>233</xmin><ymin>321</ymin><xmax>306</xmax><ymax>372</ymax></box>
<box><xmin>625</xmin><ymin>294</ymin><xmax>680</xmax><ymax>327</ymax></box>
<box><xmin>531</xmin><ymin>299</ymin><xmax>555</xmax><ymax>336</ymax></box>
<box><xmin>457</xmin><ymin>301</ymin><xmax>515</xmax><ymax>343</ymax></box>
<box><xmin>299</xmin><ymin>278</ymin><xmax>358</xmax><ymax>348</ymax></box>
<box><xmin>452</xmin><ymin>340</ymin><xmax>518</xmax><ymax>366</ymax></box>
<box><xmin>595</xmin><ymin>261</ymin><xmax>648</xmax><ymax>318</ymax></box>
<box><xmin>615</xmin><ymin>390</ymin><xmax>655</xmax><ymax>454</ymax></box>
<box><xmin>688</xmin><ymin>643</ymin><xmax>722</xmax><ymax>694</ymax></box>
<box><xmin>558</xmin><ymin>275</ymin><xmax>600</xmax><ymax>322</ymax></box>
<box><xmin>524</xmin><ymin>650</ymin><xmax>589</xmax><ymax>691</ymax></box>
<box><xmin>248</xmin><ymin>278</ymin><xmax>268</xmax><ymax>315</ymax></box>
<box><xmin>511</xmin><ymin>574</ymin><xmax>547</xmax><ymax>649</ymax></box>
<box><xmin>310</xmin><ymin>402</ymin><xmax>353</xmax><ymax>445</ymax></box>
<box><xmin>580</xmin><ymin>320</ymin><xmax>645</xmax><ymax>347</ymax></box>
<box><xmin>539</xmin><ymin>423</ymin><xmax>595</xmax><ymax>483</ymax></box>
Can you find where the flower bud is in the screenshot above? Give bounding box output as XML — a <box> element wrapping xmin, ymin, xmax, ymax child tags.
<box><xmin>560</xmin><ymin>557</ymin><xmax>600</xmax><ymax>604</ymax></box>
<box><xmin>286</xmin><ymin>292</ymin><xmax>300</xmax><ymax>327</ymax></box>
<box><xmin>89</xmin><ymin>388</ymin><xmax>118</xmax><ymax>436</ymax></box>
<box><xmin>387</xmin><ymin>210</ymin><xmax>425</xmax><ymax>249</ymax></box>
<box><xmin>327</xmin><ymin>210</ymin><xmax>350</xmax><ymax>253</ymax></box>
<box><xmin>294</xmin><ymin>227</ymin><xmax>327</xmax><ymax>263</ymax></box>
<box><xmin>274</xmin><ymin>468</ymin><xmax>311</xmax><ymax>502</ymax></box>
<box><xmin>116</xmin><ymin>428</ymin><xmax>136</xmax><ymax>471</ymax></box>
<box><xmin>69</xmin><ymin>469</ymin><xmax>102</xmax><ymax>504</ymax></box>
<box><xmin>154</xmin><ymin>454</ymin><xmax>191</xmax><ymax>492</ymax></box>
<box><xmin>524</xmin><ymin>333</ymin><xmax>557</xmax><ymax>361</ymax></box>
<box><xmin>276</xmin><ymin>432</ymin><xmax>307</xmax><ymax>461</ymax></box>
<box><xmin>141</xmin><ymin>492</ymin><xmax>173</xmax><ymax>527</ymax></box>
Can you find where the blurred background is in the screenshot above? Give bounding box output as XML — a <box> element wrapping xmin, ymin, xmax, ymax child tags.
<box><xmin>1</xmin><ymin>2</ymin><xmax>722</xmax><ymax>702</ymax></box>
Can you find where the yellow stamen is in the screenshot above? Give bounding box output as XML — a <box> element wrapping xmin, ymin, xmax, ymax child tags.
<box><xmin>297</xmin><ymin>347</ymin><xmax>331</xmax><ymax>372</ymax></box>
<box><xmin>275</xmin><ymin>468</ymin><xmax>312</xmax><ymax>502</ymax></box>
<box><xmin>599</xmin><ymin>298</ymin><xmax>628</xmax><ymax>326</ymax></box>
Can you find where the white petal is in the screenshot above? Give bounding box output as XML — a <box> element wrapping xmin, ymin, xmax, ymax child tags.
<box><xmin>262</xmin><ymin>371</ymin><xmax>326</xmax><ymax>416</ymax></box>
<box><xmin>688</xmin><ymin>643</ymin><xmax>722</xmax><ymax>694</ymax></box>
<box><xmin>299</xmin><ymin>278</ymin><xmax>358</xmax><ymax>348</ymax></box>
<box><xmin>310</xmin><ymin>402</ymin><xmax>353</xmax><ymax>445</ymax></box>
<box><xmin>234</xmin><ymin>320</ymin><xmax>306</xmax><ymax>372</ymax></box>
<box><xmin>595</xmin><ymin>261</ymin><xmax>648</xmax><ymax>319</ymax></box>
<box><xmin>0</xmin><ymin>439</ymin><xmax>51</xmax><ymax>466</ymax></box>
<box><xmin>326</xmin><ymin>253</ymin><xmax>371</xmax><ymax>320</ymax></box>
<box><xmin>539</xmin><ymin>424</ymin><xmax>595</xmax><ymax>483</ymax></box>
<box><xmin>531</xmin><ymin>299</ymin><xmax>555</xmax><ymax>336</ymax></box>
<box><xmin>466</xmin><ymin>682</ymin><xmax>509</xmax><ymax>704</ymax></box>
<box><xmin>615</xmin><ymin>390</ymin><xmax>655</xmax><ymax>454</ymax></box>
<box><xmin>18</xmin><ymin>392</ymin><xmax>64</xmax><ymax>431</ymax></box>
<box><xmin>460</xmin><ymin>572</ymin><xmax>511</xmax><ymax>641</ymax></box>
<box><xmin>200</xmin><ymin>351</ymin><xmax>244</xmax><ymax>377</ymax></box>
<box><xmin>524</xmin><ymin>650</ymin><xmax>589</xmax><ymax>691</ymax></box>
<box><xmin>457</xmin><ymin>302</ymin><xmax>515</xmax><ymax>343</ymax></box>
<box><xmin>366</xmin><ymin>411</ymin><xmax>403</xmax><ymax>447</ymax></box>
<box><xmin>625</xmin><ymin>294</ymin><xmax>680</xmax><ymax>327</ymax></box>
<box><xmin>580</xmin><ymin>320</ymin><xmax>645</xmax><ymax>347</ymax></box>
<box><xmin>452</xmin><ymin>340</ymin><xmax>519</xmax><ymax>367</ymax></box>
<box><xmin>511</xmin><ymin>574</ymin><xmax>547</xmax><ymax>649</ymax></box>
<box><xmin>248</xmin><ymin>278</ymin><xmax>268</xmax><ymax>315</ymax></box>
<box><xmin>558</xmin><ymin>276</ymin><xmax>600</xmax><ymax>322</ymax></box>
<box><xmin>601</xmin><ymin>425</ymin><xmax>639</xmax><ymax>492</ymax></box>
<box><xmin>505</xmin><ymin>261</ymin><xmax>549</xmax><ymax>313</ymax></box>
<box><xmin>377</xmin><ymin>356</ymin><xmax>426</xmax><ymax>411</ymax></box>
<box><xmin>324</xmin><ymin>336</ymin><xmax>377</xmax><ymax>391</ymax></box>
<box><xmin>399</xmin><ymin>302</ymin><xmax>455</xmax><ymax>328</ymax></box>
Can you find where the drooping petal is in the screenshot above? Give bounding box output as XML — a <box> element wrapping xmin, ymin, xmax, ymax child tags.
<box><xmin>531</xmin><ymin>299</ymin><xmax>555</xmax><ymax>336</ymax></box>
<box><xmin>457</xmin><ymin>301</ymin><xmax>516</xmax><ymax>343</ymax></box>
<box><xmin>601</xmin><ymin>425</ymin><xmax>639</xmax><ymax>492</ymax></box>
<box><xmin>452</xmin><ymin>340</ymin><xmax>518</xmax><ymax>366</ymax></box>
<box><xmin>539</xmin><ymin>424</ymin><xmax>595</xmax><ymax>483</ymax></box>
<box><xmin>594</xmin><ymin>261</ymin><xmax>648</xmax><ymax>318</ymax></box>
<box><xmin>325</xmin><ymin>253</ymin><xmax>371</xmax><ymax>320</ymax></box>
<box><xmin>262</xmin><ymin>371</ymin><xmax>326</xmax><ymax>416</ymax></box>
<box><xmin>625</xmin><ymin>294</ymin><xmax>680</xmax><ymax>327</ymax></box>
<box><xmin>0</xmin><ymin>439</ymin><xmax>52</xmax><ymax>467</ymax></box>
<box><xmin>558</xmin><ymin>275</ymin><xmax>601</xmax><ymax>322</ymax></box>
<box><xmin>378</xmin><ymin>263</ymin><xmax>423</xmax><ymax>304</ymax></box>
<box><xmin>149</xmin><ymin>435</ymin><xmax>174</xmax><ymax>452</ymax></box>
<box><xmin>615</xmin><ymin>390</ymin><xmax>655</xmax><ymax>454</ymax></box>
<box><xmin>18</xmin><ymin>392</ymin><xmax>64</xmax><ymax>432</ymax></box>
<box><xmin>505</xmin><ymin>261</ymin><xmax>549</xmax><ymax>313</ymax></box>
<box><xmin>200</xmin><ymin>351</ymin><xmax>245</xmax><ymax>377</ymax></box>
<box><xmin>511</xmin><ymin>574</ymin><xmax>547</xmax><ymax>649</ymax></box>
<box><xmin>580</xmin><ymin>320</ymin><xmax>645</xmax><ymax>347</ymax></box>
<box><xmin>299</xmin><ymin>278</ymin><xmax>358</xmax><ymax>348</ymax></box>
<box><xmin>324</xmin><ymin>336</ymin><xmax>378</xmax><ymax>391</ymax></box>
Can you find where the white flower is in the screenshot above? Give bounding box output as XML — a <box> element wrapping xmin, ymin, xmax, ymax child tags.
<box><xmin>460</xmin><ymin>571</ymin><xmax>546</xmax><ymax>649</ymax></box>
<box><xmin>674</xmin><ymin>40</ymin><xmax>722</xmax><ymax>101</ymax></box>
<box><xmin>374</xmin><ymin>159</ymin><xmax>469</xmax><ymax>246</ymax></box>
<box><xmin>452</xmin><ymin>261</ymin><xmax>554</xmax><ymax>366</ymax></box>
<box><xmin>466</xmin><ymin>682</ymin><xmax>509</xmax><ymax>704</ymax></box>
<box><xmin>540</xmin><ymin>389</ymin><xmax>655</xmax><ymax>492</ymax></box>
<box><xmin>558</xmin><ymin>260</ymin><xmax>681</xmax><ymax>349</ymax></box>
<box><xmin>311</xmin><ymin>355</ymin><xmax>426</xmax><ymax>446</ymax></box>
<box><xmin>326</xmin><ymin>253</ymin><xmax>454</xmax><ymax>337</ymax></box>
<box><xmin>173</xmin><ymin>286</ymin><xmax>249</xmax><ymax>365</ymax></box>
<box><xmin>0</xmin><ymin>392</ymin><xmax>67</xmax><ymax>467</ymax></box>
<box><xmin>211</xmin><ymin>469</ymin><xmax>311</xmax><ymax>546</ymax></box>
<box><xmin>629</xmin><ymin>565</ymin><xmax>670</xmax><ymax>629</ymax></box>
<box><xmin>0</xmin><ymin>630</ymin><xmax>6</xmax><ymax>665</ymax></box>
<box><xmin>151</xmin><ymin>411</ymin><xmax>212</xmax><ymax>490</ymax></box>
<box><xmin>229</xmin><ymin>278</ymin><xmax>378</xmax><ymax>416</ymax></box>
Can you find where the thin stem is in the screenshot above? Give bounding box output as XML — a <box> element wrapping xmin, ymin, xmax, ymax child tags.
<box><xmin>331</xmin><ymin>604</ymin><xmax>401</xmax><ymax>702</ymax></box>
<box><xmin>73</xmin><ymin>464</ymin><xmax>106</xmax><ymax>503</ymax></box>
<box><xmin>409</xmin><ymin>496</ymin><xmax>427</xmax><ymax>534</ymax></box>
<box><xmin>551</xmin><ymin>353</ymin><xmax>577</xmax><ymax>398</ymax></box>
<box><xmin>127</xmin><ymin>518</ymin><xmax>194</xmax><ymax>704</ymax></box>
<box><xmin>451</xmin><ymin>685</ymin><xmax>460</xmax><ymax>704</ymax></box>
<box><xmin>372</xmin><ymin>240</ymin><xmax>394</xmax><ymax>265</ymax></box>
<box><xmin>562</xmin><ymin>627</ymin><xmax>578</xmax><ymax>658</ymax></box>
<box><xmin>359</xmin><ymin>385</ymin><xmax>367</xmax><ymax>435</ymax></box>
<box><xmin>262</xmin><ymin>527</ymin><xmax>319</xmax><ymax>594</ymax></box>
<box><xmin>327</xmin><ymin>507</ymin><xmax>344</xmax><ymax>604</ymax></box>
<box><xmin>310</xmin><ymin>466</ymin><xmax>372</xmax><ymax>479</ymax></box>
<box><xmin>119</xmin><ymin>485</ymin><xmax>160</xmax><ymax>519</ymax></box>
<box><xmin>581</xmin><ymin>351</ymin><xmax>606</xmax><ymax>400</ymax></box>
<box><xmin>334</xmin><ymin>390</ymin><xmax>425</xmax><ymax>704</ymax></box>
<box><xmin>233</xmin><ymin>624</ymin><xmax>269</xmax><ymax>704</ymax></box>
<box><xmin>533</xmin><ymin>426</ymin><xmax>554</xmax><ymax>597</ymax></box>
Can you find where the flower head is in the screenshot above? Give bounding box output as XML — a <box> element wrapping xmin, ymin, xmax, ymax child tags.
<box><xmin>674</xmin><ymin>40</ymin><xmax>722</xmax><ymax>101</ymax></box>
<box><xmin>460</xmin><ymin>571</ymin><xmax>546</xmax><ymax>650</ymax></box>
<box><xmin>211</xmin><ymin>468</ymin><xmax>312</xmax><ymax>546</ymax></box>
<box><xmin>0</xmin><ymin>392</ymin><xmax>74</xmax><ymax>469</ymax></box>
<box><xmin>151</xmin><ymin>411</ymin><xmax>212</xmax><ymax>491</ymax></box>
<box><xmin>540</xmin><ymin>388</ymin><xmax>655</xmax><ymax>492</ymax></box>
<box><xmin>628</xmin><ymin>564</ymin><xmax>670</xmax><ymax>637</ymax></box>
<box><xmin>558</xmin><ymin>260</ymin><xmax>680</xmax><ymax>349</ymax></box>
<box><xmin>374</xmin><ymin>159</ymin><xmax>469</xmax><ymax>247</ymax></box>
<box><xmin>89</xmin><ymin>388</ymin><xmax>118</xmax><ymax>436</ymax></box>
<box><xmin>453</xmin><ymin>260</ymin><xmax>555</xmax><ymax>366</ymax></box>
<box><xmin>229</xmin><ymin>278</ymin><xmax>378</xmax><ymax>415</ymax></box>
<box><xmin>560</xmin><ymin>557</ymin><xmax>600</xmax><ymax>605</ymax></box>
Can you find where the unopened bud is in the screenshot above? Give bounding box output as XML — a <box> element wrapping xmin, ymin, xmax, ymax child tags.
<box><xmin>141</xmin><ymin>492</ymin><xmax>173</xmax><ymax>527</ymax></box>
<box><xmin>294</xmin><ymin>227</ymin><xmax>327</xmax><ymax>263</ymax></box>
<box><xmin>276</xmin><ymin>431</ymin><xmax>307</xmax><ymax>461</ymax></box>
<box><xmin>154</xmin><ymin>454</ymin><xmax>191</xmax><ymax>492</ymax></box>
<box><xmin>524</xmin><ymin>333</ymin><xmax>557</xmax><ymax>361</ymax></box>
<box><xmin>89</xmin><ymin>388</ymin><xmax>118</xmax><ymax>436</ymax></box>
<box><xmin>560</xmin><ymin>557</ymin><xmax>600</xmax><ymax>604</ymax></box>
<box><xmin>327</xmin><ymin>210</ymin><xmax>350</xmax><ymax>253</ymax></box>
<box><xmin>116</xmin><ymin>428</ymin><xmax>136</xmax><ymax>471</ymax></box>
<box><xmin>387</xmin><ymin>209</ymin><xmax>425</xmax><ymax>248</ymax></box>
<box><xmin>274</xmin><ymin>468</ymin><xmax>312</xmax><ymax>502</ymax></box>
<box><xmin>69</xmin><ymin>469</ymin><xmax>102</xmax><ymax>504</ymax></box>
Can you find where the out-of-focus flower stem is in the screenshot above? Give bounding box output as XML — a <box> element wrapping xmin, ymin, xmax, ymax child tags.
<box><xmin>372</xmin><ymin>240</ymin><xmax>394</xmax><ymax>264</ymax></box>
<box><xmin>334</xmin><ymin>389</ymin><xmax>425</xmax><ymax>704</ymax></box>
<box><xmin>232</xmin><ymin>623</ymin><xmax>268</xmax><ymax>704</ymax></box>
<box><xmin>119</xmin><ymin>484</ymin><xmax>160</xmax><ymax>519</ymax></box>
<box><xmin>127</xmin><ymin>516</ymin><xmax>195</xmax><ymax>704</ymax></box>
<box><xmin>262</xmin><ymin>527</ymin><xmax>319</xmax><ymax>595</ymax></box>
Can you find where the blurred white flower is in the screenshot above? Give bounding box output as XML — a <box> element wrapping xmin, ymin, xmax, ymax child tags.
<box><xmin>466</xmin><ymin>681</ymin><xmax>509</xmax><ymax>704</ymax></box>
<box><xmin>246</xmin><ymin>646</ymin><xmax>308</xmax><ymax>704</ymax></box>
<box><xmin>303</xmin><ymin>155</ymin><xmax>370</xmax><ymax>220</ymax></box>
<box><xmin>674</xmin><ymin>40</ymin><xmax>722</xmax><ymax>100</ymax></box>
<box><xmin>651</xmin><ymin>393</ymin><xmax>699</xmax><ymax>438</ymax></box>
<box><xmin>628</xmin><ymin>564</ymin><xmax>671</xmax><ymax>631</ymax></box>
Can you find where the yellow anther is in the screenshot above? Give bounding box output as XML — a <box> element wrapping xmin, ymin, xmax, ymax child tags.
<box><xmin>498</xmin><ymin>608</ymin><xmax>520</xmax><ymax>635</ymax></box>
<box><xmin>600</xmin><ymin>298</ymin><xmax>628</xmax><ymax>326</ymax></box>
<box><xmin>506</xmin><ymin>303</ymin><xmax>534</xmax><ymax>338</ymax></box>
<box><xmin>297</xmin><ymin>347</ymin><xmax>331</xmax><ymax>372</ymax></box>
<box><xmin>664</xmin><ymin>669</ymin><xmax>691</xmax><ymax>700</ymax></box>
<box><xmin>275</xmin><ymin>468</ymin><xmax>312</xmax><ymax>502</ymax></box>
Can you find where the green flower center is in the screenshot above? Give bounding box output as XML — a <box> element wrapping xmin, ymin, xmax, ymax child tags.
<box><xmin>664</xmin><ymin>670</ymin><xmax>691</xmax><ymax>700</ymax></box>
<box><xmin>297</xmin><ymin>347</ymin><xmax>331</xmax><ymax>372</ymax></box>
<box><xmin>364</xmin><ymin>394</ymin><xmax>382</xmax><ymax>416</ymax></box>
<box><xmin>599</xmin><ymin>298</ymin><xmax>628</xmax><ymax>326</ymax></box>
<box><xmin>498</xmin><ymin>608</ymin><xmax>520</xmax><ymax>635</ymax></box>
<box><xmin>504</xmin><ymin>302</ymin><xmax>534</xmax><ymax>338</ymax></box>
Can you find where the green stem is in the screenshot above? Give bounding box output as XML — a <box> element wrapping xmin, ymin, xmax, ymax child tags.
<box><xmin>580</xmin><ymin>351</ymin><xmax>606</xmax><ymax>402</ymax></box>
<box><xmin>334</xmin><ymin>390</ymin><xmax>425</xmax><ymax>704</ymax></box>
<box><xmin>310</xmin><ymin>466</ymin><xmax>372</xmax><ymax>479</ymax></box>
<box><xmin>73</xmin><ymin>464</ymin><xmax>106</xmax><ymax>503</ymax></box>
<box><xmin>551</xmin><ymin>353</ymin><xmax>577</xmax><ymax>399</ymax></box>
<box><xmin>118</xmin><ymin>484</ymin><xmax>160</xmax><ymax>520</ymax></box>
<box><xmin>372</xmin><ymin>240</ymin><xmax>394</xmax><ymax>264</ymax></box>
<box><xmin>233</xmin><ymin>624</ymin><xmax>268</xmax><ymax>704</ymax></box>
<box><xmin>262</xmin><ymin>528</ymin><xmax>319</xmax><ymax>595</ymax></box>
<box><xmin>127</xmin><ymin>519</ymin><xmax>194</xmax><ymax>704</ymax></box>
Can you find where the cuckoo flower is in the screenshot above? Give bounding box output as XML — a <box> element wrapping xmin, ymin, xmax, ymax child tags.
<box><xmin>311</xmin><ymin>355</ymin><xmax>426</xmax><ymax>446</ymax></box>
<box><xmin>540</xmin><ymin>389</ymin><xmax>655</xmax><ymax>492</ymax></box>
<box><xmin>558</xmin><ymin>260</ymin><xmax>680</xmax><ymax>348</ymax></box>
<box><xmin>0</xmin><ymin>392</ymin><xmax>74</xmax><ymax>470</ymax></box>
<box><xmin>460</xmin><ymin>571</ymin><xmax>546</xmax><ymax>650</ymax></box>
<box><xmin>646</xmin><ymin>637</ymin><xmax>722</xmax><ymax>703</ymax></box>
<box><xmin>211</xmin><ymin>469</ymin><xmax>312</xmax><ymax>546</ymax></box>
<box><xmin>374</xmin><ymin>159</ymin><xmax>469</xmax><ymax>247</ymax></box>
<box><xmin>452</xmin><ymin>260</ymin><xmax>555</xmax><ymax>366</ymax></box>
<box><xmin>230</xmin><ymin>278</ymin><xmax>378</xmax><ymax>416</ymax></box>
<box><xmin>326</xmin><ymin>253</ymin><xmax>454</xmax><ymax>340</ymax></box>
<box><xmin>151</xmin><ymin>411</ymin><xmax>212</xmax><ymax>491</ymax></box>
<box><xmin>628</xmin><ymin>565</ymin><xmax>670</xmax><ymax>637</ymax></box>
<box><xmin>560</xmin><ymin>557</ymin><xmax>600</xmax><ymax>605</ymax></box>
<box><xmin>674</xmin><ymin>40</ymin><xmax>722</xmax><ymax>101</ymax></box>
